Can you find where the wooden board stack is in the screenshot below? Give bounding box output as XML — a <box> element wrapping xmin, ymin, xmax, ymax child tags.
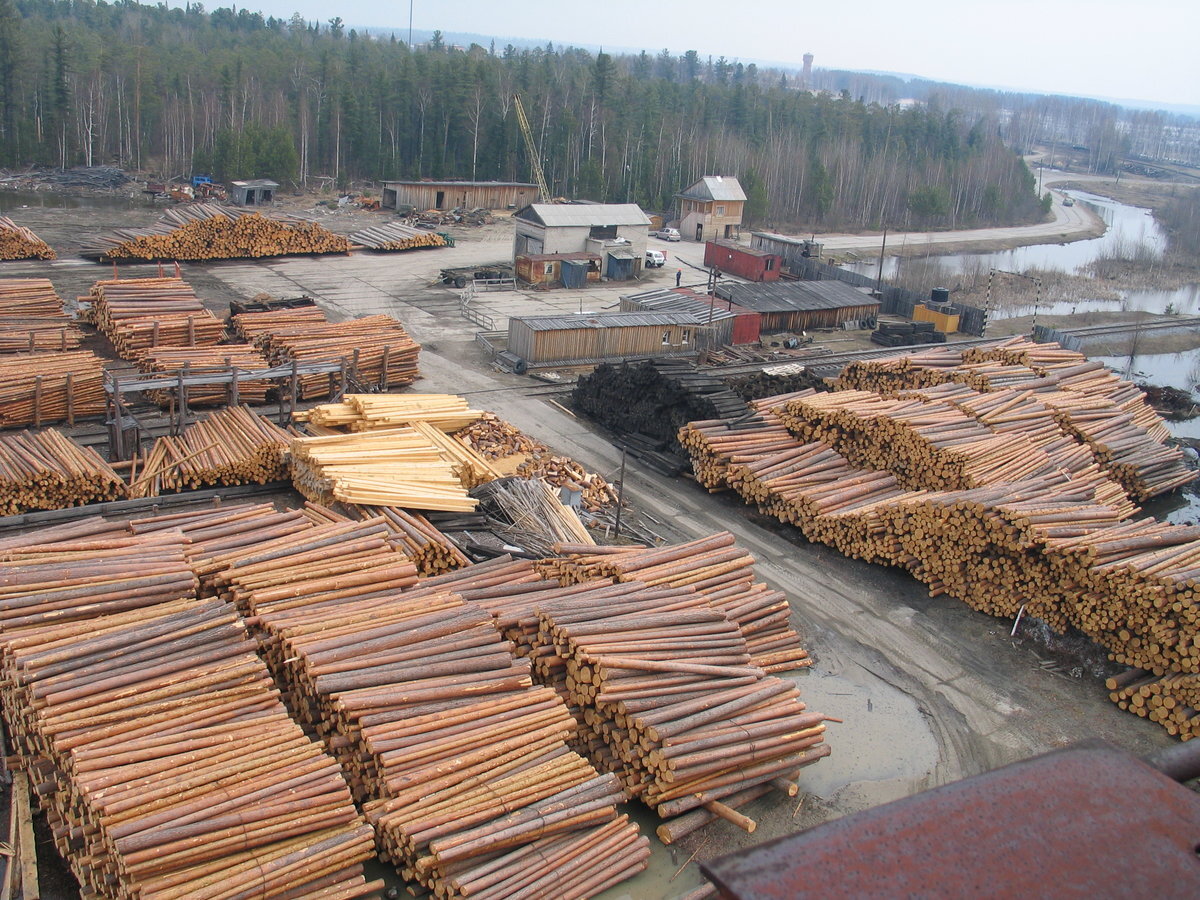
<box><xmin>130</xmin><ymin>406</ymin><xmax>292</xmax><ymax>498</ymax></box>
<box><xmin>0</xmin><ymin>428</ymin><xmax>125</xmax><ymax>515</ymax></box>
<box><xmin>81</xmin><ymin>203</ymin><xmax>353</xmax><ymax>261</ymax></box>
<box><xmin>0</xmin><ymin>278</ymin><xmax>82</xmax><ymax>351</ymax></box>
<box><xmin>298</xmin><ymin>393</ymin><xmax>482</xmax><ymax>433</ymax></box>
<box><xmin>86</xmin><ymin>276</ymin><xmax>226</xmax><ymax>358</ymax></box>
<box><xmin>0</xmin><ymin>525</ymin><xmax>381</xmax><ymax>899</ymax></box>
<box><xmin>249</xmin><ymin>314</ymin><xmax>421</xmax><ymax>399</ymax></box>
<box><xmin>0</xmin><ymin>350</ymin><xmax>106</xmax><ymax>427</ymax></box>
<box><xmin>350</xmin><ymin>221</ymin><xmax>449</xmax><ymax>251</ymax></box>
<box><xmin>0</xmin><ymin>216</ymin><xmax>55</xmax><ymax>259</ymax></box>
<box><xmin>137</xmin><ymin>344</ymin><xmax>274</xmax><ymax>406</ymax></box>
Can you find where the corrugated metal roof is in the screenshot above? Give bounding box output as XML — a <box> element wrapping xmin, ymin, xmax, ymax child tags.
<box><xmin>231</xmin><ymin>179</ymin><xmax>279</xmax><ymax>188</ymax></box>
<box><xmin>514</xmin><ymin>204</ymin><xmax>652</xmax><ymax>227</ymax></box>
<box><xmin>608</xmin><ymin>250</ymin><xmax>634</xmax><ymax>260</ymax></box>
<box><xmin>716</xmin><ymin>280</ymin><xmax>879</xmax><ymax>313</ymax></box>
<box><xmin>517</xmin><ymin>252</ymin><xmax>600</xmax><ymax>262</ymax></box>
<box><xmin>678</xmin><ymin>176</ymin><xmax>747</xmax><ymax>202</ymax></box>
<box><xmin>381</xmin><ymin>180</ymin><xmax>537</xmax><ymax>188</ymax></box>
<box><xmin>510</xmin><ymin>311</ymin><xmax>704</xmax><ymax>331</ymax></box>
<box><xmin>708</xmin><ymin>239</ymin><xmax>777</xmax><ymax>259</ymax></box>
<box><xmin>751</xmin><ymin>231</ymin><xmax>809</xmax><ymax>247</ymax></box>
<box><xmin>621</xmin><ymin>288</ymin><xmax>737</xmax><ymax>322</ymax></box>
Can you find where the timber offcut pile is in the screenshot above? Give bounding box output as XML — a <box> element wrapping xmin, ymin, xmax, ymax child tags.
<box><xmin>130</xmin><ymin>405</ymin><xmax>293</xmax><ymax>498</ymax></box>
<box><xmin>85</xmin><ymin>276</ymin><xmax>226</xmax><ymax>358</ymax></box>
<box><xmin>81</xmin><ymin>202</ymin><xmax>353</xmax><ymax>261</ymax></box>
<box><xmin>0</xmin><ymin>428</ymin><xmax>125</xmax><ymax>514</ymax></box>
<box><xmin>0</xmin><ymin>351</ymin><xmax>106</xmax><ymax>427</ymax></box>
<box><xmin>0</xmin><ymin>278</ymin><xmax>82</xmax><ymax>351</ymax></box>
<box><xmin>0</xmin><ymin>527</ymin><xmax>380</xmax><ymax>899</ymax></box>
<box><xmin>0</xmin><ymin>216</ymin><xmax>55</xmax><ymax>259</ymax></box>
<box><xmin>350</xmin><ymin>221</ymin><xmax>449</xmax><ymax>252</ymax></box>
<box><xmin>249</xmin><ymin>314</ymin><xmax>421</xmax><ymax>398</ymax></box>
<box><xmin>136</xmin><ymin>344</ymin><xmax>274</xmax><ymax>406</ymax></box>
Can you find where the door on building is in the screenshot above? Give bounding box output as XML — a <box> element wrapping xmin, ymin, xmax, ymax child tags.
<box><xmin>606</xmin><ymin>252</ymin><xmax>634</xmax><ymax>281</ymax></box>
<box><xmin>435</xmin><ymin>191</ymin><xmax>445</xmax><ymax>208</ymax></box>
<box><xmin>695</xmin><ymin>224</ymin><xmax>703</xmax><ymax>241</ymax></box>
<box><xmin>561</xmin><ymin>260</ymin><xmax>588</xmax><ymax>288</ymax></box>
<box><xmin>724</xmin><ymin>224</ymin><xmax>733</xmax><ymax>238</ymax></box>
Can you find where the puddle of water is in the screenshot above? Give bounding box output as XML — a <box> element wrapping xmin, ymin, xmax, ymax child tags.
<box><xmin>0</xmin><ymin>189</ymin><xmax>155</xmax><ymax>212</ymax></box>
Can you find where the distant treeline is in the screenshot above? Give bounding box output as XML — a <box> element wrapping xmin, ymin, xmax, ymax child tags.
<box><xmin>0</xmin><ymin>0</ymin><xmax>1050</xmax><ymax>230</ymax></box>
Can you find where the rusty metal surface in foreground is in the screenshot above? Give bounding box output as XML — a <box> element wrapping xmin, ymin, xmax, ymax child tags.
<box><xmin>702</xmin><ymin>741</ymin><xmax>1200</xmax><ymax>899</ymax></box>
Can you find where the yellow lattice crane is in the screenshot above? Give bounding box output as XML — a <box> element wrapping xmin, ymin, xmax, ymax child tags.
<box><xmin>513</xmin><ymin>94</ymin><xmax>551</xmax><ymax>203</ymax></box>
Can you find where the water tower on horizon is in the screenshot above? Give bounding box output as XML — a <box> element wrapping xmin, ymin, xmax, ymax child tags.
<box><xmin>802</xmin><ymin>52</ymin><xmax>814</xmax><ymax>88</ymax></box>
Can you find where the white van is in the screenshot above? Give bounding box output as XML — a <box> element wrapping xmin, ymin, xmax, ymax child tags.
<box><xmin>646</xmin><ymin>249</ymin><xmax>666</xmax><ymax>268</ymax></box>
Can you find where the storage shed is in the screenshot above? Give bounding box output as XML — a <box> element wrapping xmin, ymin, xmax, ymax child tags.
<box><xmin>381</xmin><ymin>180</ymin><xmax>538</xmax><ymax>211</ymax></box>
<box><xmin>704</xmin><ymin>240</ymin><xmax>782</xmax><ymax>282</ymax></box>
<box><xmin>715</xmin><ymin>281</ymin><xmax>880</xmax><ymax>332</ymax></box>
<box><xmin>506</xmin><ymin>311</ymin><xmax>709</xmax><ymax>366</ymax></box>
<box><xmin>620</xmin><ymin>288</ymin><xmax>761</xmax><ymax>346</ymax></box>
<box><xmin>750</xmin><ymin>232</ymin><xmax>824</xmax><ymax>270</ymax></box>
<box><xmin>515</xmin><ymin>253</ymin><xmax>602</xmax><ymax>287</ymax></box>
<box><xmin>513</xmin><ymin>204</ymin><xmax>651</xmax><ymax>281</ymax></box>
<box><xmin>229</xmin><ymin>179</ymin><xmax>279</xmax><ymax>206</ymax></box>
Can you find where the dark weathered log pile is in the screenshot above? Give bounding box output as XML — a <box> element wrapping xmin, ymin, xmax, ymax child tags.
<box><xmin>0</xmin><ymin>278</ymin><xmax>81</xmax><ymax>351</ymax></box>
<box><xmin>0</xmin><ymin>350</ymin><xmax>106</xmax><ymax>427</ymax></box>
<box><xmin>0</xmin><ymin>528</ymin><xmax>380</xmax><ymax>900</ymax></box>
<box><xmin>249</xmin><ymin>314</ymin><xmax>421</xmax><ymax>398</ymax></box>
<box><xmin>350</xmin><ymin>221</ymin><xmax>449</xmax><ymax>252</ymax></box>
<box><xmin>130</xmin><ymin>406</ymin><xmax>293</xmax><ymax>498</ymax></box>
<box><xmin>85</xmin><ymin>276</ymin><xmax>226</xmax><ymax>358</ymax></box>
<box><xmin>0</xmin><ymin>216</ymin><xmax>55</xmax><ymax>260</ymax></box>
<box><xmin>0</xmin><ymin>427</ymin><xmax>125</xmax><ymax>514</ymax></box>
<box><xmin>573</xmin><ymin>357</ymin><xmax>750</xmax><ymax>447</ymax></box>
<box><xmin>81</xmin><ymin>203</ymin><xmax>353</xmax><ymax>261</ymax></box>
<box><xmin>340</xmin><ymin>503</ymin><xmax>472</xmax><ymax>576</ymax></box>
<box><xmin>137</xmin><ymin>344</ymin><xmax>274</xmax><ymax>406</ymax></box>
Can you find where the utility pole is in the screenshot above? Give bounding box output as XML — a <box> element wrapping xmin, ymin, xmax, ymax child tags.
<box><xmin>875</xmin><ymin>227</ymin><xmax>888</xmax><ymax>298</ymax></box>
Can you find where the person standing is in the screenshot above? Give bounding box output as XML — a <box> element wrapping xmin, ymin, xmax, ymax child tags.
<box><xmin>675</xmin><ymin>268</ymin><xmax>682</xmax><ymax>287</ymax></box>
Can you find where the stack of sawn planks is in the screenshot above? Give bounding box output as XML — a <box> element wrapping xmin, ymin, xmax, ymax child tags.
<box><xmin>81</xmin><ymin>203</ymin><xmax>353</xmax><ymax>261</ymax></box>
<box><xmin>0</xmin><ymin>278</ymin><xmax>81</xmax><ymax>351</ymax></box>
<box><xmin>0</xmin><ymin>216</ymin><xmax>55</xmax><ymax>260</ymax></box>
<box><xmin>85</xmin><ymin>276</ymin><xmax>225</xmax><ymax>358</ymax></box>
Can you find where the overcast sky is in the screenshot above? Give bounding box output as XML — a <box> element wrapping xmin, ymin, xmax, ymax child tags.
<box><xmin>238</xmin><ymin>0</ymin><xmax>1198</xmax><ymax>108</ymax></box>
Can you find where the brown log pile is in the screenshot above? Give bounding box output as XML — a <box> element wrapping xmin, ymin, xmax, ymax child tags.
<box><xmin>136</xmin><ymin>344</ymin><xmax>274</xmax><ymax>406</ymax></box>
<box><xmin>0</xmin><ymin>278</ymin><xmax>82</xmax><ymax>351</ymax></box>
<box><xmin>350</xmin><ymin>222</ymin><xmax>449</xmax><ymax>252</ymax></box>
<box><xmin>453</xmin><ymin>411</ymin><xmax>542</xmax><ymax>460</ymax></box>
<box><xmin>249</xmin><ymin>314</ymin><xmax>420</xmax><ymax>398</ymax></box>
<box><xmin>1107</xmin><ymin>669</ymin><xmax>1200</xmax><ymax>740</ymax></box>
<box><xmin>0</xmin><ymin>351</ymin><xmax>106</xmax><ymax>427</ymax></box>
<box><xmin>86</xmin><ymin>276</ymin><xmax>226</xmax><ymax>358</ymax></box>
<box><xmin>231</xmin><ymin>305</ymin><xmax>329</xmax><ymax>341</ymax></box>
<box><xmin>0</xmin><ymin>528</ymin><xmax>380</xmax><ymax>900</ymax></box>
<box><xmin>0</xmin><ymin>216</ymin><xmax>55</xmax><ymax>260</ymax></box>
<box><xmin>82</xmin><ymin>203</ymin><xmax>353</xmax><ymax>261</ymax></box>
<box><xmin>130</xmin><ymin>406</ymin><xmax>292</xmax><ymax>498</ymax></box>
<box><xmin>340</xmin><ymin>503</ymin><xmax>471</xmax><ymax>575</ymax></box>
<box><xmin>0</xmin><ymin>428</ymin><xmax>125</xmax><ymax>514</ymax></box>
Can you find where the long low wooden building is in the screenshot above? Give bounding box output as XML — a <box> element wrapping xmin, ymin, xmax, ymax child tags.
<box><xmin>714</xmin><ymin>280</ymin><xmax>879</xmax><ymax>332</ymax></box>
<box><xmin>381</xmin><ymin>180</ymin><xmax>538</xmax><ymax>211</ymax></box>
<box><xmin>619</xmin><ymin>288</ymin><xmax>761</xmax><ymax>346</ymax></box>
<box><xmin>507</xmin><ymin>311</ymin><xmax>712</xmax><ymax>366</ymax></box>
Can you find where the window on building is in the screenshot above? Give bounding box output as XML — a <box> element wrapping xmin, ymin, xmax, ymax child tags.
<box><xmin>589</xmin><ymin>225</ymin><xmax>617</xmax><ymax>239</ymax></box>
<box><xmin>544</xmin><ymin>262</ymin><xmax>555</xmax><ymax>275</ymax></box>
<box><xmin>662</xmin><ymin>331</ymin><xmax>670</xmax><ymax>345</ymax></box>
<box><xmin>716</xmin><ymin>205</ymin><xmax>726</xmax><ymax>217</ymax></box>
<box><xmin>682</xmin><ymin>328</ymin><xmax>691</xmax><ymax>344</ymax></box>
<box><xmin>765</xmin><ymin>258</ymin><xmax>775</xmax><ymax>271</ymax></box>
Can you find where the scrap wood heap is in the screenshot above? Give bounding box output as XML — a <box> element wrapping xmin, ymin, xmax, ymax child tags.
<box><xmin>81</xmin><ymin>202</ymin><xmax>353</xmax><ymax>261</ymax></box>
<box><xmin>530</xmin><ymin>587</ymin><xmax>831</xmax><ymax>832</ymax></box>
<box><xmin>136</xmin><ymin>344</ymin><xmax>274</xmax><ymax>406</ymax></box>
<box><xmin>0</xmin><ymin>278</ymin><xmax>82</xmax><ymax>351</ymax></box>
<box><xmin>298</xmin><ymin>393</ymin><xmax>483</xmax><ymax>433</ymax></box>
<box><xmin>515</xmin><ymin>455</ymin><xmax>617</xmax><ymax>511</ymax></box>
<box><xmin>453</xmin><ymin>411</ymin><xmax>542</xmax><ymax>460</ymax></box>
<box><xmin>350</xmin><ymin>221</ymin><xmax>449</xmax><ymax>251</ymax></box>
<box><xmin>290</xmin><ymin>428</ymin><xmax>485</xmax><ymax>511</ymax></box>
<box><xmin>84</xmin><ymin>276</ymin><xmax>225</xmax><ymax>358</ymax></box>
<box><xmin>0</xmin><ymin>428</ymin><xmax>125</xmax><ymax>515</ymax></box>
<box><xmin>0</xmin><ymin>528</ymin><xmax>380</xmax><ymax>900</ymax></box>
<box><xmin>130</xmin><ymin>406</ymin><xmax>293</xmax><ymax>498</ymax></box>
<box><xmin>0</xmin><ymin>216</ymin><xmax>55</xmax><ymax>259</ymax></box>
<box><xmin>248</xmin><ymin>314</ymin><xmax>421</xmax><ymax>398</ymax></box>
<box><xmin>241</xmin><ymin>571</ymin><xmax>648</xmax><ymax>898</ymax></box>
<box><xmin>0</xmin><ymin>351</ymin><xmax>106</xmax><ymax>427</ymax></box>
<box><xmin>471</xmin><ymin>477</ymin><xmax>596</xmax><ymax>558</ymax></box>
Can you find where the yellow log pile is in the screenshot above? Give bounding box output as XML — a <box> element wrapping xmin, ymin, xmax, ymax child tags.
<box><xmin>250</xmin><ymin>314</ymin><xmax>421</xmax><ymax>398</ymax></box>
<box><xmin>0</xmin><ymin>278</ymin><xmax>82</xmax><ymax>351</ymax></box>
<box><xmin>350</xmin><ymin>221</ymin><xmax>449</xmax><ymax>252</ymax></box>
<box><xmin>0</xmin><ymin>216</ymin><xmax>55</xmax><ymax>259</ymax></box>
<box><xmin>231</xmin><ymin>305</ymin><xmax>329</xmax><ymax>341</ymax></box>
<box><xmin>130</xmin><ymin>406</ymin><xmax>293</xmax><ymax>498</ymax></box>
<box><xmin>82</xmin><ymin>202</ymin><xmax>353</xmax><ymax>261</ymax></box>
<box><xmin>0</xmin><ymin>428</ymin><xmax>125</xmax><ymax>515</ymax></box>
<box><xmin>0</xmin><ymin>351</ymin><xmax>106</xmax><ymax>427</ymax></box>
<box><xmin>1107</xmin><ymin>668</ymin><xmax>1200</xmax><ymax>740</ymax></box>
<box><xmin>136</xmin><ymin>344</ymin><xmax>274</xmax><ymax>406</ymax></box>
<box><xmin>0</xmin><ymin>525</ymin><xmax>380</xmax><ymax>899</ymax></box>
<box><xmin>85</xmin><ymin>276</ymin><xmax>225</xmax><ymax>358</ymax></box>
<box><xmin>297</xmin><ymin>393</ymin><xmax>482</xmax><ymax>433</ymax></box>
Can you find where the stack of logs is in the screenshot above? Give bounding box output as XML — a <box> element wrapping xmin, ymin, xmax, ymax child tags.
<box><xmin>136</xmin><ymin>345</ymin><xmax>274</xmax><ymax>406</ymax></box>
<box><xmin>231</xmin><ymin>305</ymin><xmax>329</xmax><ymax>341</ymax></box>
<box><xmin>246</xmin><ymin>314</ymin><xmax>421</xmax><ymax>399</ymax></box>
<box><xmin>340</xmin><ymin>502</ymin><xmax>471</xmax><ymax>575</ymax></box>
<box><xmin>0</xmin><ymin>216</ymin><xmax>55</xmax><ymax>259</ymax></box>
<box><xmin>0</xmin><ymin>351</ymin><xmax>106</xmax><ymax>427</ymax></box>
<box><xmin>0</xmin><ymin>278</ymin><xmax>81</xmax><ymax>351</ymax></box>
<box><xmin>297</xmin><ymin>393</ymin><xmax>482</xmax><ymax>433</ymax></box>
<box><xmin>0</xmin><ymin>428</ymin><xmax>125</xmax><ymax>514</ymax></box>
<box><xmin>1107</xmin><ymin>669</ymin><xmax>1200</xmax><ymax>740</ymax></box>
<box><xmin>82</xmin><ymin>203</ymin><xmax>353</xmax><ymax>261</ymax></box>
<box><xmin>350</xmin><ymin>221</ymin><xmax>449</xmax><ymax>252</ymax></box>
<box><xmin>0</xmin><ymin>525</ymin><xmax>381</xmax><ymax>899</ymax></box>
<box><xmin>130</xmin><ymin>406</ymin><xmax>293</xmax><ymax>498</ymax></box>
<box><xmin>85</xmin><ymin>276</ymin><xmax>226</xmax><ymax>358</ymax></box>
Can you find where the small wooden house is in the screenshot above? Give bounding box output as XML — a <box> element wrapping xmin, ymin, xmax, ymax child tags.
<box><xmin>381</xmin><ymin>180</ymin><xmax>538</xmax><ymax>211</ymax></box>
<box><xmin>704</xmin><ymin>240</ymin><xmax>782</xmax><ymax>282</ymax></box>
<box><xmin>229</xmin><ymin>179</ymin><xmax>279</xmax><ymax>206</ymax></box>
<box><xmin>515</xmin><ymin>253</ymin><xmax>602</xmax><ymax>287</ymax></box>
<box><xmin>677</xmin><ymin>176</ymin><xmax>746</xmax><ymax>242</ymax></box>
<box><xmin>715</xmin><ymin>281</ymin><xmax>879</xmax><ymax>333</ymax></box>
<box><xmin>506</xmin><ymin>311</ymin><xmax>709</xmax><ymax>365</ymax></box>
